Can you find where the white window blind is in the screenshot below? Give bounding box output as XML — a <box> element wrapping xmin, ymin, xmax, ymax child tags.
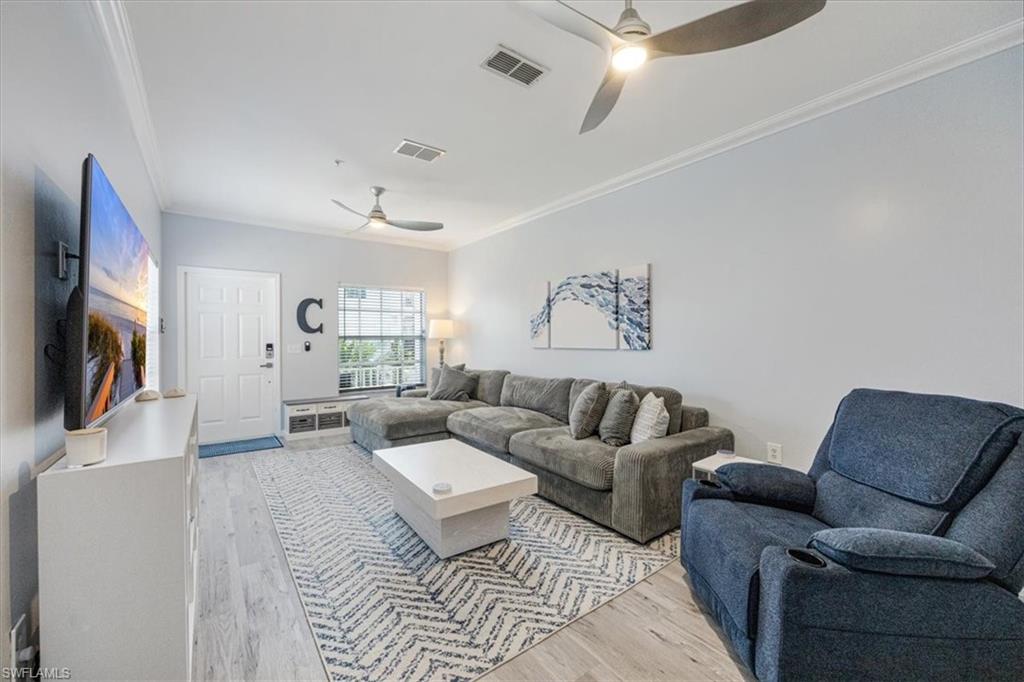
<box><xmin>338</xmin><ymin>286</ymin><xmax>425</xmax><ymax>391</ymax></box>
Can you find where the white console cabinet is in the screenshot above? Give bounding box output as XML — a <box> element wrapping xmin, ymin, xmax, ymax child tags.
<box><xmin>38</xmin><ymin>395</ymin><xmax>199</xmax><ymax>681</ymax></box>
<box><xmin>282</xmin><ymin>394</ymin><xmax>368</xmax><ymax>440</ymax></box>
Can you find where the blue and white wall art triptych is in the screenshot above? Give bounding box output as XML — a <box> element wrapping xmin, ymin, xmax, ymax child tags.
<box><xmin>530</xmin><ymin>264</ymin><xmax>651</xmax><ymax>350</ymax></box>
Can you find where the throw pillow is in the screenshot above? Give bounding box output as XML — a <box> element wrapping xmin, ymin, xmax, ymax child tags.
<box><xmin>631</xmin><ymin>392</ymin><xmax>670</xmax><ymax>443</ymax></box>
<box><xmin>429</xmin><ymin>365</ymin><xmax>477</xmax><ymax>402</ymax></box>
<box><xmin>569</xmin><ymin>382</ymin><xmax>610</xmax><ymax>440</ymax></box>
<box><xmin>599</xmin><ymin>383</ymin><xmax>639</xmax><ymax>446</ymax></box>
<box><xmin>429</xmin><ymin>363</ymin><xmax>465</xmax><ymax>390</ymax></box>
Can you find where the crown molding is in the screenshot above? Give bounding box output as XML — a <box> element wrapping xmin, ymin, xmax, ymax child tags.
<box><xmin>162</xmin><ymin>210</ymin><xmax>453</xmax><ymax>252</ymax></box>
<box><xmin>453</xmin><ymin>18</ymin><xmax>1024</xmax><ymax>251</ymax></box>
<box><xmin>87</xmin><ymin>0</ymin><xmax>168</xmax><ymax>208</ymax></box>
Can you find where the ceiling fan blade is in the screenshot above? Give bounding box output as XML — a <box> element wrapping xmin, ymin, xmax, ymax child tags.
<box><xmin>385</xmin><ymin>219</ymin><xmax>444</xmax><ymax>232</ymax></box>
<box><xmin>641</xmin><ymin>0</ymin><xmax>826</xmax><ymax>59</ymax></box>
<box><xmin>579</xmin><ymin>67</ymin><xmax>628</xmax><ymax>134</ymax></box>
<box><xmin>331</xmin><ymin>198</ymin><xmax>368</xmax><ymax>219</ymax></box>
<box><xmin>519</xmin><ymin>0</ymin><xmax>623</xmax><ymax>52</ymax></box>
<box><xmin>349</xmin><ymin>221</ymin><xmax>371</xmax><ymax>233</ymax></box>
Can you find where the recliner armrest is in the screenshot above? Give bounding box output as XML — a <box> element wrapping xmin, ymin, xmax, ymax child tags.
<box><xmin>716</xmin><ymin>463</ymin><xmax>816</xmax><ymax>513</ymax></box>
<box><xmin>808</xmin><ymin>528</ymin><xmax>994</xmax><ymax>579</ymax></box>
<box><xmin>756</xmin><ymin>545</ymin><xmax>1024</xmax><ymax>681</ymax></box>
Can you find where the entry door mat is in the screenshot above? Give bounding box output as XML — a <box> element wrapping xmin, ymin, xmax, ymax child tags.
<box><xmin>198</xmin><ymin>435</ymin><xmax>283</xmax><ymax>459</ymax></box>
<box><xmin>252</xmin><ymin>443</ymin><xmax>678</xmax><ymax>681</ymax></box>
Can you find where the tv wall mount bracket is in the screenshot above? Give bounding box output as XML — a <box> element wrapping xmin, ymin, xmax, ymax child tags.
<box><xmin>57</xmin><ymin>241</ymin><xmax>80</xmax><ymax>281</ymax></box>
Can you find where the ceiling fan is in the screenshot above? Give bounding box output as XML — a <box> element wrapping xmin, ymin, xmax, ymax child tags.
<box><xmin>523</xmin><ymin>0</ymin><xmax>827</xmax><ymax>133</ymax></box>
<box><xmin>331</xmin><ymin>186</ymin><xmax>443</xmax><ymax>232</ymax></box>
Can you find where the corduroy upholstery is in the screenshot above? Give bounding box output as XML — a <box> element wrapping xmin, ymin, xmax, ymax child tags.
<box><xmin>613</xmin><ymin>427</ymin><xmax>733</xmax><ymax>542</ymax></box>
<box><xmin>500</xmin><ymin>374</ymin><xmax>574</xmax><ymax>422</ymax></box>
<box><xmin>509</xmin><ymin>426</ymin><xmax>618</xmax><ymax>490</ymax></box>
<box><xmin>447</xmin><ymin>406</ymin><xmax>563</xmax><ymax>453</ymax></box>
<box><xmin>346</xmin><ymin>396</ymin><xmax>486</xmax><ymax>440</ymax></box>
<box><xmin>352</xmin><ymin>368</ymin><xmax>732</xmax><ymax>543</ymax></box>
<box><xmin>466</xmin><ymin>368</ymin><xmax>510</xmax><ymax>406</ymax></box>
<box><xmin>349</xmin><ymin>424</ymin><xmax>449</xmax><ymax>452</ymax></box>
<box><xmin>682</xmin><ymin>388</ymin><xmax>1024</xmax><ymax>681</ymax></box>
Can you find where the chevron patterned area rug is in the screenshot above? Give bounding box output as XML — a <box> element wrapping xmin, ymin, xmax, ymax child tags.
<box><xmin>253</xmin><ymin>443</ymin><xmax>678</xmax><ymax>681</ymax></box>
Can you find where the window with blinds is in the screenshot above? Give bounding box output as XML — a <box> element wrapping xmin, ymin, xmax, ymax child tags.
<box><xmin>338</xmin><ymin>286</ymin><xmax>425</xmax><ymax>391</ymax></box>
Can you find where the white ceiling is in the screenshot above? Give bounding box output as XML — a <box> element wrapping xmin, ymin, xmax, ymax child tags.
<box><xmin>124</xmin><ymin>1</ymin><xmax>1023</xmax><ymax>250</ymax></box>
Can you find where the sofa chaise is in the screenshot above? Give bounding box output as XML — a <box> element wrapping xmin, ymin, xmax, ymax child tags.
<box><xmin>348</xmin><ymin>369</ymin><xmax>733</xmax><ymax>542</ymax></box>
<box><xmin>681</xmin><ymin>388</ymin><xmax>1024</xmax><ymax>681</ymax></box>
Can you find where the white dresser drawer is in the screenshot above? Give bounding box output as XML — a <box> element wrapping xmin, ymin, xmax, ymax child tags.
<box><xmin>317</xmin><ymin>402</ymin><xmax>345</xmax><ymax>414</ymax></box>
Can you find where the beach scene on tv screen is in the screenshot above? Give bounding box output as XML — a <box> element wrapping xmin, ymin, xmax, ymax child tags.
<box><xmin>85</xmin><ymin>161</ymin><xmax>150</xmax><ymax>424</ymax></box>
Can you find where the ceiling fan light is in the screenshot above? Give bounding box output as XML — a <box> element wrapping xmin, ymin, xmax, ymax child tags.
<box><xmin>611</xmin><ymin>45</ymin><xmax>647</xmax><ymax>72</ymax></box>
<box><xmin>369</xmin><ymin>219</ymin><xmax>387</xmax><ymax>228</ymax></box>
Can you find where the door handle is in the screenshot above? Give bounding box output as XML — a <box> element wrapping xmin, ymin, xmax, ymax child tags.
<box><xmin>259</xmin><ymin>362</ymin><xmax>274</xmax><ymax>368</ymax></box>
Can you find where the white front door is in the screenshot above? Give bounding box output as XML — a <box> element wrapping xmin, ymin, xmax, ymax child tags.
<box><xmin>184</xmin><ymin>268</ymin><xmax>279</xmax><ymax>443</ymax></box>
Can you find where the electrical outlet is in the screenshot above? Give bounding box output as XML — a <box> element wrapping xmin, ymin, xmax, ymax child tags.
<box><xmin>766</xmin><ymin>442</ymin><xmax>783</xmax><ymax>464</ymax></box>
<box><xmin>9</xmin><ymin>613</ymin><xmax>26</xmax><ymax>671</ymax></box>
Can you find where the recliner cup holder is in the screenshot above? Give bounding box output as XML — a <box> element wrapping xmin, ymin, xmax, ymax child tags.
<box><xmin>787</xmin><ymin>548</ymin><xmax>826</xmax><ymax>568</ymax></box>
<box><xmin>698</xmin><ymin>479</ymin><xmax>722</xmax><ymax>488</ymax></box>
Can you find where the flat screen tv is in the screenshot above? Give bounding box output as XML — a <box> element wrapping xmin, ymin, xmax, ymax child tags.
<box><xmin>65</xmin><ymin>154</ymin><xmax>154</xmax><ymax>430</ymax></box>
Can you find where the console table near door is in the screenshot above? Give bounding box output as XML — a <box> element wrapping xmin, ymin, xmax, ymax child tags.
<box><xmin>38</xmin><ymin>395</ymin><xmax>199</xmax><ymax>681</ymax></box>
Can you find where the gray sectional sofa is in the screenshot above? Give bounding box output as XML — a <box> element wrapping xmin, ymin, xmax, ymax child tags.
<box><xmin>347</xmin><ymin>369</ymin><xmax>733</xmax><ymax>543</ymax></box>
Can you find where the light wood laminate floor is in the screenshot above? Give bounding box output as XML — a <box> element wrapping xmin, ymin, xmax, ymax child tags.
<box><xmin>194</xmin><ymin>432</ymin><xmax>752</xmax><ymax>681</ymax></box>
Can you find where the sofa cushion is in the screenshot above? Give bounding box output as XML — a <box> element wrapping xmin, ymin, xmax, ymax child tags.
<box><xmin>571</xmin><ymin>379</ymin><xmax>684</xmax><ymax>434</ymax></box>
<box><xmin>465</xmin><ymin>368</ymin><xmax>509</xmax><ymax>406</ymax></box>
<box><xmin>500</xmin><ymin>374</ymin><xmax>573</xmax><ymax>422</ymax></box>
<box><xmin>682</xmin><ymin>498</ymin><xmax>830</xmax><ymax>645</ymax></box>
<box><xmin>346</xmin><ymin>397</ymin><xmax>485</xmax><ymax>440</ymax></box>
<box><xmin>569</xmin><ymin>382</ymin><xmax>609</xmax><ymax>439</ymax></box>
<box><xmin>828</xmin><ymin>389</ymin><xmax>1023</xmax><ymax>509</ymax></box>
<box><xmin>429</xmin><ymin>365</ymin><xmax>478</xmax><ymax>401</ymax></box>
<box><xmin>509</xmin><ymin>426</ymin><xmax>618</xmax><ymax>490</ymax></box>
<box><xmin>447</xmin><ymin>406</ymin><xmax>563</xmax><ymax>453</ymax></box>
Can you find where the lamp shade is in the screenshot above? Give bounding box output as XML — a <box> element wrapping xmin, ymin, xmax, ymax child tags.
<box><xmin>428</xmin><ymin>318</ymin><xmax>454</xmax><ymax>339</ymax></box>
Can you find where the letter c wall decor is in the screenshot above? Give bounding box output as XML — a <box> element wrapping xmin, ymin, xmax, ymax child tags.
<box><xmin>297</xmin><ymin>298</ymin><xmax>323</xmax><ymax>334</ymax></box>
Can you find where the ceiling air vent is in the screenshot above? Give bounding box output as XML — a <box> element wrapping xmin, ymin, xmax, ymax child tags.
<box><xmin>482</xmin><ymin>45</ymin><xmax>547</xmax><ymax>87</ymax></box>
<box><xmin>393</xmin><ymin>139</ymin><xmax>446</xmax><ymax>162</ymax></box>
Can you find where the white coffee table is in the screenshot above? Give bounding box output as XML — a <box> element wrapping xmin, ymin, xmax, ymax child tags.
<box><xmin>373</xmin><ymin>439</ymin><xmax>538</xmax><ymax>558</ymax></box>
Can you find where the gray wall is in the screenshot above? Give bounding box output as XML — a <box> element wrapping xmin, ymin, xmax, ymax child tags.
<box><xmin>448</xmin><ymin>47</ymin><xmax>1024</xmax><ymax>472</ymax></box>
<box><xmin>0</xmin><ymin>1</ymin><xmax>163</xmax><ymax>652</ymax></box>
<box><xmin>160</xmin><ymin>213</ymin><xmax>449</xmax><ymax>400</ymax></box>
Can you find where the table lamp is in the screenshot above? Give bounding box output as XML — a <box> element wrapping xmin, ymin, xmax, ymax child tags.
<box><xmin>428</xmin><ymin>318</ymin><xmax>454</xmax><ymax>367</ymax></box>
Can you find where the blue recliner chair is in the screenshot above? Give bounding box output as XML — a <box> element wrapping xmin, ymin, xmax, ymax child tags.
<box><xmin>681</xmin><ymin>388</ymin><xmax>1024</xmax><ymax>681</ymax></box>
